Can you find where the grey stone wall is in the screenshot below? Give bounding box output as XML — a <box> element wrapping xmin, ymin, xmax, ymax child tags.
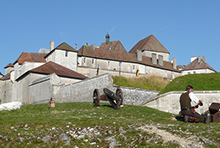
<box><xmin>53</xmin><ymin>74</ymin><xmax>113</xmax><ymax>103</ymax></box>
<box><xmin>143</xmin><ymin>91</ymin><xmax>220</xmax><ymax>114</ymax></box>
<box><xmin>112</xmin><ymin>86</ymin><xmax>159</xmax><ymax>106</ymax></box>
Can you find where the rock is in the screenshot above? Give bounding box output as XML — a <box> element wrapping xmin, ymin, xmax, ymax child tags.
<box><xmin>59</xmin><ymin>133</ymin><xmax>69</xmax><ymax>142</ymax></box>
<box><xmin>65</xmin><ymin>140</ymin><xmax>71</xmax><ymax>146</ymax></box>
<box><xmin>18</xmin><ymin>137</ymin><xmax>25</xmax><ymax>142</ymax></box>
<box><xmin>109</xmin><ymin>139</ymin><xmax>118</xmax><ymax>148</ymax></box>
<box><xmin>73</xmin><ymin>146</ymin><xmax>79</xmax><ymax>148</ymax></box>
<box><xmin>42</xmin><ymin>135</ymin><xmax>51</xmax><ymax>143</ymax></box>
<box><xmin>77</xmin><ymin>134</ymin><xmax>85</xmax><ymax>139</ymax></box>
<box><xmin>90</xmin><ymin>142</ymin><xmax>96</xmax><ymax>145</ymax></box>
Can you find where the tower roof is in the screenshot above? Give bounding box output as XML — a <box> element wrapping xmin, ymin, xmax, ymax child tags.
<box><xmin>129</xmin><ymin>35</ymin><xmax>169</xmax><ymax>54</ymax></box>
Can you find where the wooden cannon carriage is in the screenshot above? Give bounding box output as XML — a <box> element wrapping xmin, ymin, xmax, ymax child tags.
<box><xmin>93</xmin><ymin>87</ymin><xmax>123</xmax><ymax>110</ymax></box>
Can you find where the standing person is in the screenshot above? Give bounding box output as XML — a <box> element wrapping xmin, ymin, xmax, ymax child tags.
<box><xmin>179</xmin><ymin>85</ymin><xmax>210</xmax><ymax>123</ymax></box>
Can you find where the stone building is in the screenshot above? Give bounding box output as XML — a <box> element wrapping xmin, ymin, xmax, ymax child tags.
<box><xmin>0</xmin><ymin>34</ymin><xmax>216</xmax><ymax>104</ymax></box>
<box><xmin>78</xmin><ymin>34</ymin><xmax>181</xmax><ymax>79</ymax></box>
<box><xmin>178</xmin><ymin>56</ymin><xmax>216</xmax><ymax>75</ymax></box>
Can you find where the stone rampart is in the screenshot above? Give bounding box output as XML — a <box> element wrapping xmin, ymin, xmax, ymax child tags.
<box><xmin>143</xmin><ymin>91</ymin><xmax>220</xmax><ymax>114</ymax></box>
<box><xmin>54</xmin><ymin>74</ymin><xmax>113</xmax><ymax>103</ymax></box>
<box><xmin>112</xmin><ymin>86</ymin><xmax>159</xmax><ymax>106</ymax></box>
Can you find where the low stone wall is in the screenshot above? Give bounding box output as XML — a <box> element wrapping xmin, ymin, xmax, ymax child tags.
<box><xmin>54</xmin><ymin>74</ymin><xmax>113</xmax><ymax>103</ymax></box>
<box><xmin>143</xmin><ymin>91</ymin><xmax>220</xmax><ymax>114</ymax></box>
<box><xmin>112</xmin><ymin>86</ymin><xmax>159</xmax><ymax>106</ymax></box>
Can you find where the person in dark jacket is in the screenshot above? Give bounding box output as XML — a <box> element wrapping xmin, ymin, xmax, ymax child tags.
<box><xmin>179</xmin><ymin>85</ymin><xmax>209</xmax><ymax>123</ymax></box>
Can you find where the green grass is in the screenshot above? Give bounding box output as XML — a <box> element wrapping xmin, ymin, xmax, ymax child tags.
<box><xmin>0</xmin><ymin>102</ymin><xmax>220</xmax><ymax>147</ymax></box>
<box><xmin>159</xmin><ymin>73</ymin><xmax>220</xmax><ymax>95</ymax></box>
<box><xmin>113</xmin><ymin>75</ymin><xmax>169</xmax><ymax>91</ymax></box>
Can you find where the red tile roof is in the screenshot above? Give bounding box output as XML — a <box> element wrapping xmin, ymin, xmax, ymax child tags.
<box><xmin>45</xmin><ymin>42</ymin><xmax>77</xmax><ymax>58</ymax></box>
<box><xmin>4</xmin><ymin>63</ymin><xmax>14</xmax><ymax>69</ymax></box>
<box><xmin>100</xmin><ymin>40</ymin><xmax>127</xmax><ymax>52</ymax></box>
<box><xmin>0</xmin><ymin>73</ymin><xmax>10</xmax><ymax>80</ymax></box>
<box><xmin>78</xmin><ymin>46</ymin><xmax>180</xmax><ymax>72</ymax></box>
<box><xmin>55</xmin><ymin>42</ymin><xmax>77</xmax><ymax>52</ymax></box>
<box><xmin>182</xmin><ymin>58</ymin><xmax>217</xmax><ymax>72</ymax></box>
<box><xmin>29</xmin><ymin>61</ymin><xmax>87</xmax><ymax>80</ymax></box>
<box><xmin>14</xmin><ymin>52</ymin><xmax>47</xmax><ymax>65</ymax></box>
<box><xmin>129</xmin><ymin>35</ymin><xmax>170</xmax><ymax>54</ymax></box>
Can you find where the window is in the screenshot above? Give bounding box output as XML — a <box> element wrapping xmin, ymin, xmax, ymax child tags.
<box><xmin>84</xmin><ymin>58</ymin><xmax>86</xmax><ymax>63</ymax></box>
<box><xmin>119</xmin><ymin>62</ymin><xmax>122</xmax><ymax>67</ymax></box>
<box><xmin>65</xmin><ymin>51</ymin><xmax>68</xmax><ymax>57</ymax></box>
<box><xmin>193</xmin><ymin>71</ymin><xmax>196</xmax><ymax>74</ymax></box>
<box><xmin>133</xmin><ymin>65</ymin><xmax>135</xmax><ymax>70</ymax></box>
<box><xmin>108</xmin><ymin>61</ymin><xmax>110</xmax><ymax>66</ymax></box>
<box><xmin>92</xmin><ymin>59</ymin><xmax>94</xmax><ymax>64</ymax></box>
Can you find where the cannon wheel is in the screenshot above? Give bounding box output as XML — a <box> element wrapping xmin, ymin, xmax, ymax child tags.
<box><xmin>116</xmin><ymin>88</ymin><xmax>123</xmax><ymax>107</ymax></box>
<box><xmin>93</xmin><ymin>89</ymin><xmax>100</xmax><ymax>107</ymax></box>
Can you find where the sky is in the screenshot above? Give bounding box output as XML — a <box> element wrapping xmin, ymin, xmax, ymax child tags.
<box><xmin>0</xmin><ymin>0</ymin><xmax>220</xmax><ymax>74</ymax></box>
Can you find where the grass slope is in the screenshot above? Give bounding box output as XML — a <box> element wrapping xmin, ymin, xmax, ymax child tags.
<box><xmin>0</xmin><ymin>102</ymin><xmax>219</xmax><ymax>147</ymax></box>
<box><xmin>159</xmin><ymin>73</ymin><xmax>220</xmax><ymax>95</ymax></box>
<box><xmin>113</xmin><ymin>75</ymin><xmax>169</xmax><ymax>91</ymax></box>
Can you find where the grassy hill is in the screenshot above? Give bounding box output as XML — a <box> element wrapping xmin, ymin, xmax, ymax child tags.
<box><xmin>159</xmin><ymin>73</ymin><xmax>220</xmax><ymax>95</ymax></box>
<box><xmin>0</xmin><ymin>102</ymin><xmax>219</xmax><ymax>147</ymax></box>
<box><xmin>113</xmin><ymin>75</ymin><xmax>169</xmax><ymax>91</ymax></box>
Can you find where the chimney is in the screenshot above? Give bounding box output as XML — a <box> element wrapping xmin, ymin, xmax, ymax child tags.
<box><xmin>50</xmin><ymin>40</ymin><xmax>54</xmax><ymax>51</ymax></box>
<box><xmin>173</xmin><ymin>57</ymin><xmax>177</xmax><ymax>69</ymax></box>
<box><xmin>137</xmin><ymin>49</ymin><xmax>142</xmax><ymax>61</ymax></box>
<box><xmin>91</xmin><ymin>44</ymin><xmax>95</xmax><ymax>50</ymax></box>
<box><xmin>191</xmin><ymin>56</ymin><xmax>197</xmax><ymax>62</ymax></box>
<box><xmin>158</xmin><ymin>55</ymin><xmax>163</xmax><ymax>66</ymax></box>
<box><xmin>202</xmin><ymin>56</ymin><xmax>206</xmax><ymax>63</ymax></box>
<box><xmin>198</xmin><ymin>56</ymin><xmax>201</xmax><ymax>63</ymax></box>
<box><xmin>152</xmin><ymin>53</ymin><xmax>157</xmax><ymax>65</ymax></box>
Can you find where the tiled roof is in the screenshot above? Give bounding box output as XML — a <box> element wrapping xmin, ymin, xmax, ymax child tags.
<box><xmin>78</xmin><ymin>46</ymin><xmax>180</xmax><ymax>72</ymax></box>
<box><xmin>14</xmin><ymin>52</ymin><xmax>47</xmax><ymax>65</ymax></box>
<box><xmin>129</xmin><ymin>35</ymin><xmax>170</xmax><ymax>54</ymax></box>
<box><xmin>45</xmin><ymin>42</ymin><xmax>77</xmax><ymax>58</ymax></box>
<box><xmin>4</xmin><ymin>63</ymin><xmax>14</xmax><ymax>69</ymax></box>
<box><xmin>29</xmin><ymin>61</ymin><xmax>87</xmax><ymax>80</ymax></box>
<box><xmin>100</xmin><ymin>40</ymin><xmax>127</xmax><ymax>52</ymax></box>
<box><xmin>182</xmin><ymin>58</ymin><xmax>217</xmax><ymax>72</ymax></box>
<box><xmin>0</xmin><ymin>73</ymin><xmax>10</xmax><ymax>80</ymax></box>
<box><xmin>55</xmin><ymin>42</ymin><xmax>77</xmax><ymax>52</ymax></box>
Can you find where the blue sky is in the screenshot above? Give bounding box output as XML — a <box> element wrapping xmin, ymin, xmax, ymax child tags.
<box><xmin>0</xmin><ymin>0</ymin><xmax>220</xmax><ymax>74</ymax></box>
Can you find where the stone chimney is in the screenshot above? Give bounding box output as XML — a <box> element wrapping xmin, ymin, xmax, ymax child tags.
<box><xmin>152</xmin><ymin>53</ymin><xmax>157</xmax><ymax>65</ymax></box>
<box><xmin>50</xmin><ymin>40</ymin><xmax>54</xmax><ymax>51</ymax></box>
<box><xmin>158</xmin><ymin>55</ymin><xmax>163</xmax><ymax>66</ymax></box>
<box><xmin>137</xmin><ymin>49</ymin><xmax>142</xmax><ymax>61</ymax></box>
<box><xmin>202</xmin><ymin>56</ymin><xmax>206</xmax><ymax>63</ymax></box>
<box><xmin>197</xmin><ymin>56</ymin><xmax>201</xmax><ymax>63</ymax></box>
<box><xmin>91</xmin><ymin>44</ymin><xmax>95</xmax><ymax>50</ymax></box>
<box><xmin>173</xmin><ymin>57</ymin><xmax>177</xmax><ymax>69</ymax></box>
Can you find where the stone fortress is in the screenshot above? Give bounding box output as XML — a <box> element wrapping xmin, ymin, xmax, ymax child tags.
<box><xmin>0</xmin><ymin>34</ymin><xmax>217</xmax><ymax>108</ymax></box>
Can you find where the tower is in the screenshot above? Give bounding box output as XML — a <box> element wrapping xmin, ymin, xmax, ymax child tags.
<box><xmin>105</xmin><ymin>33</ymin><xmax>110</xmax><ymax>44</ymax></box>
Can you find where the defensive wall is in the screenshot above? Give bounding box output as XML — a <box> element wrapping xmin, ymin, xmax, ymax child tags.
<box><xmin>142</xmin><ymin>91</ymin><xmax>220</xmax><ymax>114</ymax></box>
<box><xmin>112</xmin><ymin>86</ymin><xmax>159</xmax><ymax>106</ymax></box>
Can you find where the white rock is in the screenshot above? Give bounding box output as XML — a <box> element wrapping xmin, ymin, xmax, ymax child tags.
<box><xmin>0</xmin><ymin>102</ymin><xmax>22</xmax><ymax>111</ymax></box>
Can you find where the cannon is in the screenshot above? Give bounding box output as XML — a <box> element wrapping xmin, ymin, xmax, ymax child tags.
<box><xmin>93</xmin><ymin>87</ymin><xmax>123</xmax><ymax>110</ymax></box>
